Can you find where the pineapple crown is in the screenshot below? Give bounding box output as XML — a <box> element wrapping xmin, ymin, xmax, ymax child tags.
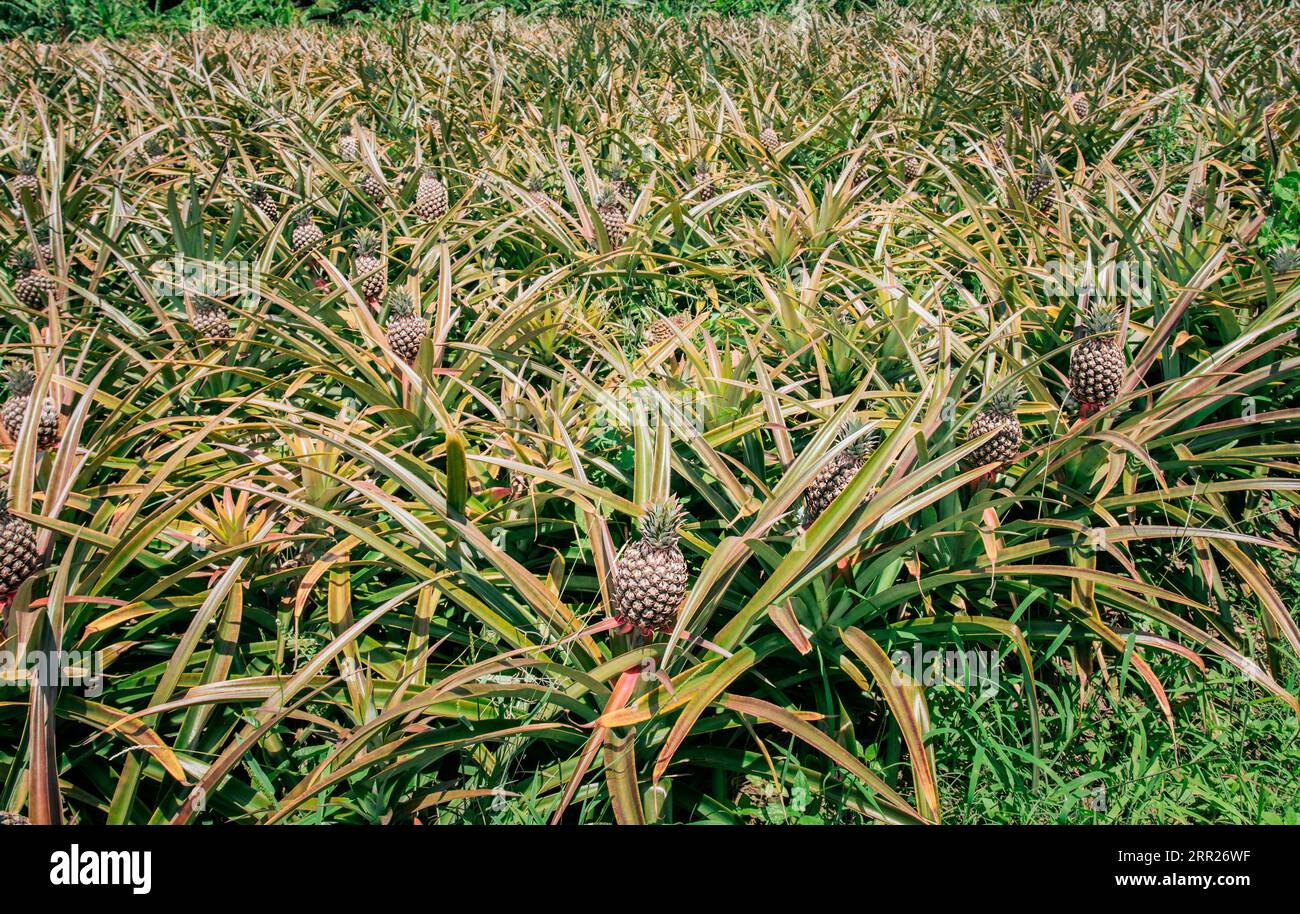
<box><xmin>292</xmin><ymin>206</ymin><xmax>314</xmax><ymax>226</ymax></box>
<box><xmin>339</xmin><ymin>123</ymin><xmax>352</xmax><ymax>137</ymax></box>
<box><xmin>985</xmin><ymin>382</ymin><xmax>1025</xmax><ymax>416</ymax></box>
<box><xmin>11</xmin><ymin>246</ymin><xmax>36</xmax><ymax>272</ymax></box>
<box><xmin>385</xmin><ymin>288</ymin><xmax>416</xmax><ymax>318</ymax></box>
<box><xmin>525</xmin><ymin>173</ymin><xmax>547</xmax><ymax>192</ymax></box>
<box><xmin>608</xmin><ymin>162</ymin><xmax>626</xmax><ymax>181</ymax></box>
<box><xmin>250</xmin><ymin>185</ymin><xmax>271</xmax><ymax>202</ymax></box>
<box><xmin>638</xmin><ymin>496</ymin><xmax>688</xmax><ymax>550</ymax></box>
<box><xmin>419</xmin><ymin>166</ymin><xmax>438</xmax><ymax>182</ymax></box>
<box><xmin>3</xmin><ymin>362</ymin><xmax>35</xmax><ymax>397</ymax></box>
<box><xmin>596</xmin><ymin>186</ymin><xmax>621</xmax><ymax>209</ymax></box>
<box><xmin>353</xmin><ymin>229</ymin><xmax>381</xmax><ymax>256</ymax></box>
<box><xmin>16</xmin><ymin>157</ymin><xmax>36</xmax><ymax>176</ymax></box>
<box><xmin>1034</xmin><ymin>154</ymin><xmax>1054</xmax><ymax>175</ymax></box>
<box><xmin>836</xmin><ymin>418</ymin><xmax>880</xmax><ymax>459</ymax></box>
<box><xmin>1078</xmin><ymin>301</ymin><xmax>1120</xmax><ymax>339</ymax></box>
<box><xmin>1269</xmin><ymin>245</ymin><xmax>1300</xmax><ymax>273</ymax></box>
<box><xmin>691</xmin><ymin>159</ymin><xmax>708</xmax><ymax>174</ymax></box>
<box><xmin>143</xmin><ymin>136</ymin><xmax>166</xmax><ymax>157</ymax></box>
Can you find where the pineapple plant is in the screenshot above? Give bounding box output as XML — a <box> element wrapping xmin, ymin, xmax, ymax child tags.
<box><xmin>338</xmin><ymin>124</ymin><xmax>358</xmax><ymax>162</ymax></box>
<box><xmin>596</xmin><ymin>187</ymin><xmax>627</xmax><ymax>247</ymax></box>
<box><xmin>414</xmin><ymin>168</ymin><xmax>448</xmax><ymax>220</ymax></box>
<box><xmin>758</xmin><ymin>120</ymin><xmax>779</xmax><ymax>153</ymax></box>
<box><xmin>693</xmin><ymin>160</ymin><xmax>714</xmax><ymax>201</ymax></box>
<box><xmin>1068</xmin><ymin>301</ymin><xmax>1126</xmax><ymax>415</ymax></box>
<box><xmin>2</xmin><ymin>363</ymin><xmax>59</xmax><ymax>450</ymax></box>
<box><xmin>250</xmin><ymin>185</ymin><xmax>279</xmax><ymax>221</ymax></box>
<box><xmin>290</xmin><ymin>207</ymin><xmax>324</xmax><ymax>253</ymax></box>
<box><xmin>352</xmin><ymin>230</ymin><xmax>387</xmax><ymax>303</ymax></box>
<box><xmin>525</xmin><ymin>173</ymin><xmax>552</xmax><ymax>207</ymax></box>
<box><xmin>643</xmin><ymin>312</ymin><xmax>692</xmax><ymax>349</ymax></box>
<box><xmin>611</xmin><ymin>496</ymin><xmax>690</xmax><ymax>636</ymax></box>
<box><xmin>965</xmin><ymin>384</ymin><xmax>1025</xmax><ymax>473</ymax></box>
<box><xmin>9</xmin><ymin>157</ymin><xmax>38</xmax><ymax>197</ymax></box>
<box><xmin>1269</xmin><ymin>245</ymin><xmax>1300</xmax><ymax>274</ymax></box>
<box><xmin>0</xmin><ymin>811</ymin><xmax>31</xmax><ymax>825</ymax></box>
<box><xmin>11</xmin><ymin>248</ymin><xmax>55</xmax><ymax>306</ymax></box>
<box><xmin>802</xmin><ymin>419</ymin><xmax>878</xmax><ymax>525</ymax></box>
<box><xmin>192</xmin><ymin>301</ymin><xmax>232</xmax><ymax>341</ymax></box>
<box><xmin>385</xmin><ymin>289</ymin><xmax>428</xmax><ymax>363</ymax></box>
<box><xmin>0</xmin><ymin>482</ymin><xmax>40</xmax><ymax>596</ymax></box>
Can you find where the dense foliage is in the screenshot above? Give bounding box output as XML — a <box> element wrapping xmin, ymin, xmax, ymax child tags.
<box><xmin>1</xmin><ymin>0</ymin><xmax>1298</xmax><ymax>824</ymax></box>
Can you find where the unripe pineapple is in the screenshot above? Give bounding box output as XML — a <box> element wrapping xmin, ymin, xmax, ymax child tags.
<box><xmin>1269</xmin><ymin>245</ymin><xmax>1300</xmax><ymax>274</ymax></box>
<box><xmin>643</xmin><ymin>312</ymin><xmax>692</xmax><ymax>349</ymax></box>
<box><xmin>9</xmin><ymin>157</ymin><xmax>38</xmax><ymax>197</ymax></box>
<box><xmin>0</xmin><ymin>483</ymin><xmax>39</xmax><ymax>596</ymax></box>
<box><xmin>966</xmin><ymin>385</ymin><xmax>1024</xmax><ymax>470</ymax></box>
<box><xmin>250</xmin><ymin>186</ymin><xmax>279</xmax><ymax>221</ymax></box>
<box><xmin>192</xmin><ymin>301</ymin><xmax>232</xmax><ymax>341</ymax></box>
<box><xmin>903</xmin><ymin>155</ymin><xmax>922</xmax><ymax>182</ymax></box>
<box><xmin>338</xmin><ymin>125</ymin><xmax>358</xmax><ymax>162</ymax></box>
<box><xmin>596</xmin><ymin>188</ymin><xmax>627</xmax><ymax>247</ymax></box>
<box><xmin>11</xmin><ymin>248</ymin><xmax>55</xmax><ymax>306</ymax></box>
<box><xmin>352</xmin><ymin>230</ymin><xmax>386</xmax><ymax>302</ymax></box>
<box><xmin>525</xmin><ymin>173</ymin><xmax>552</xmax><ymax>207</ymax></box>
<box><xmin>1027</xmin><ymin>155</ymin><xmax>1054</xmax><ymax>203</ymax></box>
<box><xmin>2</xmin><ymin>364</ymin><xmax>59</xmax><ymax>450</ymax></box>
<box><xmin>1069</xmin><ymin>302</ymin><xmax>1126</xmax><ymax>409</ymax></box>
<box><xmin>803</xmin><ymin>419</ymin><xmax>878</xmax><ymax>525</ymax></box>
<box><xmin>693</xmin><ymin>160</ymin><xmax>714</xmax><ymax>201</ymax></box>
<box><xmin>758</xmin><ymin>120</ymin><xmax>779</xmax><ymax>154</ymax></box>
<box><xmin>612</xmin><ymin>496</ymin><xmax>690</xmax><ymax>635</ymax></box>
<box><xmin>358</xmin><ymin>168</ymin><xmax>387</xmax><ymax>203</ymax></box>
<box><xmin>0</xmin><ymin>811</ymin><xmax>31</xmax><ymax>825</ymax></box>
<box><xmin>290</xmin><ymin>207</ymin><xmax>324</xmax><ymax>253</ymax></box>
<box><xmin>384</xmin><ymin>289</ymin><xmax>428</xmax><ymax>363</ymax></box>
<box><xmin>1069</xmin><ymin>87</ymin><xmax>1091</xmax><ymax>120</ymax></box>
<box><xmin>414</xmin><ymin>168</ymin><xmax>448</xmax><ymax>220</ymax></box>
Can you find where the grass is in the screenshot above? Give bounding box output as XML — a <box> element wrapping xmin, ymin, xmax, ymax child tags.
<box><xmin>0</xmin><ymin>0</ymin><xmax>1298</xmax><ymax>826</ymax></box>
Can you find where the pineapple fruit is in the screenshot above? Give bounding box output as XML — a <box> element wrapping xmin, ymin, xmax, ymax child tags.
<box><xmin>11</xmin><ymin>248</ymin><xmax>55</xmax><ymax>306</ymax></box>
<box><xmin>1068</xmin><ymin>302</ymin><xmax>1126</xmax><ymax>414</ymax></box>
<box><xmin>10</xmin><ymin>158</ymin><xmax>38</xmax><ymax>197</ymax></box>
<box><xmin>643</xmin><ymin>312</ymin><xmax>692</xmax><ymax>349</ymax></box>
<box><xmin>414</xmin><ymin>168</ymin><xmax>448</xmax><ymax>220</ymax></box>
<box><xmin>903</xmin><ymin>154</ymin><xmax>922</xmax><ymax>182</ymax></box>
<box><xmin>352</xmin><ymin>230</ymin><xmax>386</xmax><ymax>303</ymax></box>
<box><xmin>0</xmin><ymin>482</ymin><xmax>40</xmax><ymax>595</ymax></box>
<box><xmin>2</xmin><ymin>364</ymin><xmax>59</xmax><ymax>449</ymax></box>
<box><xmin>338</xmin><ymin>124</ymin><xmax>358</xmax><ymax>162</ymax></box>
<box><xmin>192</xmin><ymin>301</ymin><xmax>232</xmax><ymax>341</ymax></box>
<box><xmin>291</xmin><ymin>207</ymin><xmax>324</xmax><ymax>253</ymax></box>
<box><xmin>1069</xmin><ymin>85</ymin><xmax>1091</xmax><ymax>120</ymax></box>
<box><xmin>0</xmin><ymin>811</ymin><xmax>31</xmax><ymax>825</ymax></box>
<box><xmin>966</xmin><ymin>384</ymin><xmax>1024</xmax><ymax>472</ymax></box>
<box><xmin>250</xmin><ymin>185</ymin><xmax>279</xmax><ymax>221</ymax></box>
<box><xmin>358</xmin><ymin>168</ymin><xmax>386</xmax><ymax>203</ymax></box>
<box><xmin>596</xmin><ymin>188</ymin><xmax>627</xmax><ymax>247</ymax></box>
<box><xmin>1270</xmin><ymin>245</ymin><xmax>1300</xmax><ymax>274</ymax></box>
<box><xmin>385</xmin><ymin>289</ymin><xmax>428</xmax><ymax>363</ymax></box>
<box><xmin>693</xmin><ymin>160</ymin><xmax>714</xmax><ymax>201</ymax></box>
<box><xmin>758</xmin><ymin>120</ymin><xmax>779</xmax><ymax>154</ymax></box>
<box><xmin>612</xmin><ymin>496</ymin><xmax>690</xmax><ymax>636</ymax></box>
<box><xmin>803</xmin><ymin>419</ymin><xmax>878</xmax><ymax>525</ymax></box>
<box><xmin>1027</xmin><ymin>155</ymin><xmax>1054</xmax><ymax>204</ymax></box>
<box><xmin>525</xmin><ymin>174</ymin><xmax>552</xmax><ymax>207</ymax></box>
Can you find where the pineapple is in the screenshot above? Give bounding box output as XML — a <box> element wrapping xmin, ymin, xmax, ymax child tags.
<box><xmin>693</xmin><ymin>160</ymin><xmax>714</xmax><ymax>201</ymax></box>
<box><xmin>966</xmin><ymin>385</ymin><xmax>1024</xmax><ymax>471</ymax></box>
<box><xmin>758</xmin><ymin>120</ymin><xmax>779</xmax><ymax>154</ymax></box>
<box><xmin>1069</xmin><ymin>301</ymin><xmax>1126</xmax><ymax>412</ymax></box>
<box><xmin>903</xmin><ymin>154</ymin><xmax>922</xmax><ymax>182</ymax></box>
<box><xmin>352</xmin><ymin>230</ymin><xmax>386</xmax><ymax>302</ymax></box>
<box><xmin>0</xmin><ymin>483</ymin><xmax>39</xmax><ymax>596</ymax></box>
<box><xmin>612</xmin><ymin>496</ymin><xmax>690</xmax><ymax>635</ymax></box>
<box><xmin>338</xmin><ymin>124</ymin><xmax>358</xmax><ymax>162</ymax></box>
<box><xmin>0</xmin><ymin>811</ymin><xmax>31</xmax><ymax>825</ymax></box>
<box><xmin>250</xmin><ymin>186</ymin><xmax>279</xmax><ymax>221</ymax></box>
<box><xmin>803</xmin><ymin>419</ymin><xmax>878</xmax><ymax>525</ymax></box>
<box><xmin>192</xmin><ymin>301</ymin><xmax>232</xmax><ymax>341</ymax></box>
<box><xmin>643</xmin><ymin>312</ymin><xmax>692</xmax><ymax>349</ymax></box>
<box><xmin>1269</xmin><ymin>245</ymin><xmax>1300</xmax><ymax>273</ymax></box>
<box><xmin>142</xmin><ymin>136</ymin><xmax>168</xmax><ymax>166</ymax></box>
<box><xmin>359</xmin><ymin>168</ymin><xmax>387</xmax><ymax>203</ymax></box>
<box><xmin>1069</xmin><ymin>85</ymin><xmax>1091</xmax><ymax>120</ymax></box>
<box><xmin>1027</xmin><ymin>155</ymin><xmax>1054</xmax><ymax>203</ymax></box>
<box><xmin>290</xmin><ymin>207</ymin><xmax>324</xmax><ymax>253</ymax></box>
<box><xmin>608</xmin><ymin>163</ymin><xmax>636</xmax><ymax>200</ymax></box>
<box><xmin>596</xmin><ymin>188</ymin><xmax>627</xmax><ymax>247</ymax></box>
<box><xmin>525</xmin><ymin>173</ymin><xmax>552</xmax><ymax>207</ymax></box>
<box><xmin>509</xmin><ymin>471</ymin><xmax>530</xmax><ymax>500</ymax></box>
<box><xmin>10</xmin><ymin>157</ymin><xmax>38</xmax><ymax>196</ymax></box>
<box><xmin>2</xmin><ymin>364</ymin><xmax>59</xmax><ymax>450</ymax></box>
<box><xmin>11</xmin><ymin>248</ymin><xmax>54</xmax><ymax>306</ymax></box>
<box><xmin>414</xmin><ymin>168</ymin><xmax>448</xmax><ymax>220</ymax></box>
<box><xmin>385</xmin><ymin>289</ymin><xmax>428</xmax><ymax>363</ymax></box>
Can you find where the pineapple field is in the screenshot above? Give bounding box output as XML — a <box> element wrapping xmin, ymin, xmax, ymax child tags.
<box><xmin>2</xmin><ymin>0</ymin><xmax>1300</xmax><ymax>827</ymax></box>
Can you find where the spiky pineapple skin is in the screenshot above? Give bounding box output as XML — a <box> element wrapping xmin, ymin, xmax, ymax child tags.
<box><xmin>0</xmin><ymin>488</ymin><xmax>40</xmax><ymax>595</ymax></box>
<box><xmin>193</xmin><ymin>305</ymin><xmax>232</xmax><ymax>341</ymax></box>
<box><xmin>15</xmin><ymin>271</ymin><xmax>55</xmax><ymax>306</ymax></box>
<box><xmin>612</xmin><ymin>537</ymin><xmax>689</xmax><ymax>634</ymax></box>
<box><xmin>339</xmin><ymin>135</ymin><xmax>358</xmax><ymax>162</ymax></box>
<box><xmin>415</xmin><ymin>173</ymin><xmax>448</xmax><ymax>220</ymax></box>
<box><xmin>0</xmin><ymin>811</ymin><xmax>31</xmax><ymax>825</ymax></box>
<box><xmin>695</xmin><ymin>169</ymin><xmax>715</xmax><ymax>201</ymax></box>
<box><xmin>292</xmin><ymin>218</ymin><xmax>324</xmax><ymax>253</ymax></box>
<box><xmin>252</xmin><ymin>192</ymin><xmax>279</xmax><ymax>221</ymax></box>
<box><xmin>966</xmin><ymin>408</ymin><xmax>1022</xmax><ymax>468</ymax></box>
<box><xmin>387</xmin><ymin>312</ymin><xmax>428</xmax><ymax>362</ymax></box>
<box><xmin>803</xmin><ymin>451</ymin><xmax>867</xmax><ymax>524</ymax></box>
<box><xmin>355</xmin><ymin>255</ymin><xmax>386</xmax><ymax>302</ymax></box>
<box><xmin>1069</xmin><ymin>340</ymin><xmax>1125</xmax><ymax>406</ymax></box>
<box><xmin>759</xmin><ymin>126</ymin><xmax>779</xmax><ymax>153</ymax></box>
<box><xmin>2</xmin><ymin>395</ymin><xmax>59</xmax><ymax>449</ymax></box>
<box><xmin>598</xmin><ymin>202</ymin><xmax>627</xmax><ymax>247</ymax></box>
<box><xmin>644</xmin><ymin>313</ymin><xmax>690</xmax><ymax>348</ymax></box>
<box><xmin>904</xmin><ymin>156</ymin><xmax>922</xmax><ymax>181</ymax></box>
<box><xmin>1070</xmin><ymin>93</ymin><xmax>1091</xmax><ymax>120</ymax></box>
